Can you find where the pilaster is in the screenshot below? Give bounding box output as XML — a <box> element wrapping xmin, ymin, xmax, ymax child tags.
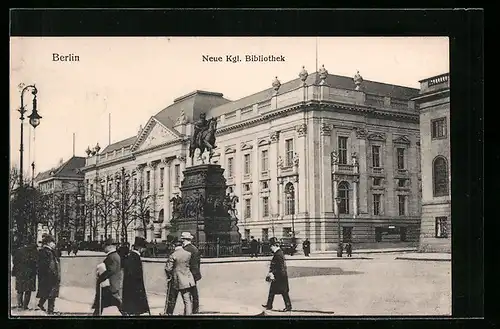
<box><xmin>295</xmin><ymin>123</ymin><xmax>307</xmax><ymax>214</ymax></box>
<box><xmin>269</xmin><ymin>130</ymin><xmax>280</xmax><ymax>219</ymax></box>
<box><xmin>355</xmin><ymin>127</ymin><xmax>368</xmax><ymax>214</ymax></box>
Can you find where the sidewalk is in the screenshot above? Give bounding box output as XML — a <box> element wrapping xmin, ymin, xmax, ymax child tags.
<box><xmin>395</xmin><ymin>252</ymin><xmax>451</xmax><ymax>261</ymax></box>
<box><xmin>64</xmin><ymin>247</ymin><xmax>418</xmax><ymax>264</ymax></box>
<box><xmin>10</xmin><ymin>285</ymin><xmax>264</xmax><ymax>317</ymax></box>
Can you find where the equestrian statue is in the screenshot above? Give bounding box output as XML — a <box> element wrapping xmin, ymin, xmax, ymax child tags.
<box><xmin>189</xmin><ymin>112</ymin><xmax>218</xmax><ymax>165</ymax></box>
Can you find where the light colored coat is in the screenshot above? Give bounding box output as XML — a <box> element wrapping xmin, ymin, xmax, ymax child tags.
<box><xmin>165</xmin><ymin>247</ymin><xmax>196</xmax><ymax>290</ymax></box>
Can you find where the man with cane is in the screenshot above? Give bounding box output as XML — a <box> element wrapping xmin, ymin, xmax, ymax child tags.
<box><xmin>92</xmin><ymin>238</ymin><xmax>124</xmax><ymax>316</ymax></box>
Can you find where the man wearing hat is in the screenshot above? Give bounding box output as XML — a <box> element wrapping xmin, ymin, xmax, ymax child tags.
<box><xmin>92</xmin><ymin>238</ymin><xmax>124</xmax><ymax>316</ymax></box>
<box><xmin>164</xmin><ymin>239</ymin><xmax>196</xmax><ymax>315</ymax></box>
<box><xmin>181</xmin><ymin>232</ymin><xmax>202</xmax><ymax>314</ymax></box>
<box><xmin>12</xmin><ymin>236</ymin><xmax>38</xmax><ymax>310</ymax></box>
<box><xmin>121</xmin><ymin>237</ymin><xmax>150</xmax><ymax>316</ymax></box>
<box><xmin>36</xmin><ymin>234</ymin><xmax>61</xmax><ymax>314</ymax></box>
<box><xmin>262</xmin><ymin>237</ymin><xmax>292</xmax><ymax>312</ymax></box>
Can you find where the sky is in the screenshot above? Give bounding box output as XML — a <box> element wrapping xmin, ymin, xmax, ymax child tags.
<box><xmin>10</xmin><ymin>37</ymin><xmax>449</xmax><ymax>175</ymax></box>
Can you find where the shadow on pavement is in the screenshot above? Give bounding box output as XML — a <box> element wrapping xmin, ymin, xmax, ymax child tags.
<box><xmin>287</xmin><ymin>266</ymin><xmax>363</xmax><ymax>279</ymax></box>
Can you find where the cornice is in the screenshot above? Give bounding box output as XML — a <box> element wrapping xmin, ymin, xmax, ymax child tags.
<box><xmin>215</xmin><ymin>100</ymin><xmax>419</xmax><ymax>136</ymax></box>
<box><xmin>132</xmin><ymin>138</ymin><xmax>183</xmax><ymax>156</ymax></box>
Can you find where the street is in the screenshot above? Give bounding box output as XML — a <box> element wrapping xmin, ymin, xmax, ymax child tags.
<box><xmin>10</xmin><ymin>252</ymin><xmax>451</xmax><ymax>316</ymax></box>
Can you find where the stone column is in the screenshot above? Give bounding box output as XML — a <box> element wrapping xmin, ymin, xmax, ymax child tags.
<box><xmin>320</xmin><ymin>123</ymin><xmax>333</xmax><ymax>214</ymax></box>
<box><xmin>162</xmin><ymin>157</ymin><xmax>173</xmax><ymax>240</ymax></box>
<box><xmin>354</xmin><ymin>128</ymin><xmax>368</xmax><ymax>214</ymax></box>
<box><xmin>353</xmin><ymin>178</ymin><xmax>358</xmax><ymax>216</ymax></box>
<box><xmin>269</xmin><ymin>130</ymin><xmax>280</xmax><ymax>219</ymax></box>
<box><xmin>295</xmin><ymin>123</ymin><xmax>307</xmax><ymax>214</ymax></box>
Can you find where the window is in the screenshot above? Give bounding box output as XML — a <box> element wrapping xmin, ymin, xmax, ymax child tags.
<box><xmin>146</xmin><ymin>171</ymin><xmax>151</xmax><ymax>192</ymax></box>
<box><xmin>261</xmin><ymin>150</ymin><xmax>269</xmax><ymax>172</ymax></box>
<box><xmin>396</xmin><ymin>148</ymin><xmax>405</xmax><ymax>169</ymax></box>
<box><xmin>227</xmin><ymin>157</ymin><xmax>234</xmax><ymax>177</ymax></box>
<box><xmin>284</xmin><ymin>183</ymin><xmax>295</xmax><ymax>215</ymax></box>
<box><xmin>261</xmin><ymin>181</ymin><xmax>269</xmax><ymax>189</ymax></box>
<box><xmin>244</xmin><ymin>229</ymin><xmax>250</xmax><ymax>240</ymax></box>
<box><xmin>285</xmin><ymin>139</ymin><xmax>294</xmax><ymax>166</ymax></box>
<box><xmin>372</xmin><ymin>145</ymin><xmax>381</xmax><ymax>167</ymax></box>
<box><xmin>133</xmin><ymin>178</ymin><xmax>137</xmax><ymax>192</ymax></box>
<box><xmin>244</xmin><ymin>199</ymin><xmax>251</xmax><ymax>218</ymax></box>
<box><xmin>125</xmin><ymin>180</ymin><xmax>130</xmax><ymax>194</ymax></box>
<box><xmin>244</xmin><ymin>154</ymin><xmax>251</xmax><ymax>175</ymax></box>
<box><xmin>338</xmin><ymin>181</ymin><xmax>350</xmax><ymax>214</ymax></box>
<box><xmin>338</xmin><ymin>137</ymin><xmax>348</xmax><ymax>164</ymax></box>
<box><xmin>160</xmin><ymin>167</ymin><xmax>164</xmax><ymax>189</ymax></box>
<box><xmin>373</xmin><ymin>178</ymin><xmax>381</xmax><ymax>186</ymax></box>
<box><xmin>108</xmin><ymin>182</ymin><xmax>112</xmax><ymax>194</ymax></box>
<box><xmin>262</xmin><ymin>197</ymin><xmax>269</xmax><ymax>217</ymax></box>
<box><xmin>116</xmin><ymin>181</ymin><xmax>121</xmax><ymax>196</ymax></box>
<box><xmin>244</xmin><ymin>183</ymin><xmax>251</xmax><ymax>192</ymax></box>
<box><xmin>174</xmin><ymin>165</ymin><xmax>180</xmax><ymax>186</ymax></box>
<box><xmin>431</xmin><ymin>117</ymin><xmax>447</xmax><ymax>139</ymax></box>
<box><xmin>433</xmin><ymin>156</ymin><xmax>449</xmax><ymax>197</ymax></box>
<box><xmin>283</xmin><ymin>227</ymin><xmax>292</xmax><ymax>238</ymax></box>
<box><xmin>398</xmin><ymin>179</ymin><xmax>407</xmax><ymax>188</ymax></box>
<box><xmin>262</xmin><ymin>228</ymin><xmax>269</xmax><ymax>241</ymax></box>
<box><xmin>398</xmin><ymin>195</ymin><xmax>406</xmax><ymax>216</ymax></box>
<box><xmin>435</xmin><ymin>217</ymin><xmax>448</xmax><ymax>238</ymax></box>
<box><xmin>373</xmin><ymin>194</ymin><xmax>381</xmax><ymax>215</ymax></box>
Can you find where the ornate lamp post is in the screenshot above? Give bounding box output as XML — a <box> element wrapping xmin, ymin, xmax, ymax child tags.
<box><xmin>18</xmin><ymin>84</ymin><xmax>41</xmax><ymax>188</ymax></box>
<box><xmin>335</xmin><ymin>196</ymin><xmax>342</xmax><ymax>257</ymax></box>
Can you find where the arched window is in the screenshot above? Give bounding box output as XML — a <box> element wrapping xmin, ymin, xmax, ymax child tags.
<box><xmin>158</xmin><ymin>209</ymin><xmax>164</xmax><ymax>223</ymax></box>
<box><xmin>337</xmin><ymin>181</ymin><xmax>350</xmax><ymax>214</ymax></box>
<box><xmin>433</xmin><ymin>156</ymin><xmax>449</xmax><ymax>197</ymax></box>
<box><xmin>284</xmin><ymin>183</ymin><xmax>295</xmax><ymax>215</ymax></box>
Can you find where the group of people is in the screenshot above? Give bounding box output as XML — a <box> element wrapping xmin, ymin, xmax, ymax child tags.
<box><xmin>92</xmin><ymin>231</ymin><xmax>202</xmax><ymax>316</ymax></box>
<box><xmin>12</xmin><ymin>234</ymin><xmax>61</xmax><ymax>314</ymax></box>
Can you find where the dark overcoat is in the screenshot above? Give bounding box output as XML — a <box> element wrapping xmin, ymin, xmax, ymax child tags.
<box><xmin>183</xmin><ymin>243</ymin><xmax>202</xmax><ymax>281</ymax></box>
<box><xmin>36</xmin><ymin>246</ymin><xmax>61</xmax><ymax>299</ymax></box>
<box><xmin>12</xmin><ymin>245</ymin><xmax>38</xmax><ymax>292</ymax></box>
<box><xmin>269</xmin><ymin>248</ymin><xmax>289</xmax><ymax>294</ymax></box>
<box><xmin>122</xmin><ymin>250</ymin><xmax>150</xmax><ymax>315</ymax></box>
<box><xmin>92</xmin><ymin>250</ymin><xmax>123</xmax><ymax>309</ymax></box>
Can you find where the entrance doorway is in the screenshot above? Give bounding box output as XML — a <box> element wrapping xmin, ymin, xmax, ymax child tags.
<box><xmin>342</xmin><ymin>227</ymin><xmax>353</xmax><ymax>242</ymax></box>
<box><xmin>375</xmin><ymin>227</ymin><xmax>383</xmax><ymax>242</ymax></box>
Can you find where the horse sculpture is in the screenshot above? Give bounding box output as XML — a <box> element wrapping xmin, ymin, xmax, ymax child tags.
<box><xmin>189</xmin><ymin>117</ymin><xmax>218</xmax><ymax>165</ymax></box>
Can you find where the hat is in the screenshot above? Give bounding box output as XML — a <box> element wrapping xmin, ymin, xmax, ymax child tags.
<box><xmin>269</xmin><ymin>237</ymin><xmax>279</xmax><ymax>246</ymax></box>
<box><xmin>42</xmin><ymin>234</ymin><xmax>55</xmax><ymax>245</ymax></box>
<box><xmin>103</xmin><ymin>238</ymin><xmax>117</xmax><ymax>246</ymax></box>
<box><xmin>180</xmin><ymin>232</ymin><xmax>194</xmax><ymax>240</ymax></box>
<box><xmin>134</xmin><ymin>236</ymin><xmax>147</xmax><ymax>248</ymax></box>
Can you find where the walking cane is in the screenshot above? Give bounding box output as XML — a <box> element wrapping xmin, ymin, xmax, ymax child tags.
<box><xmin>162</xmin><ymin>276</ymin><xmax>172</xmax><ymax>315</ymax></box>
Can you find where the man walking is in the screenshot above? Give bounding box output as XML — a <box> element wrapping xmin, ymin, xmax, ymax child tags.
<box><xmin>36</xmin><ymin>234</ymin><xmax>61</xmax><ymax>314</ymax></box>
<box><xmin>181</xmin><ymin>232</ymin><xmax>202</xmax><ymax>314</ymax></box>
<box><xmin>165</xmin><ymin>239</ymin><xmax>197</xmax><ymax>315</ymax></box>
<box><xmin>250</xmin><ymin>236</ymin><xmax>259</xmax><ymax>258</ymax></box>
<box><xmin>12</xmin><ymin>237</ymin><xmax>38</xmax><ymax>310</ymax></box>
<box><xmin>262</xmin><ymin>237</ymin><xmax>292</xmax><ymax>312</ymax></box>
<box><xmin>92</xmin><ymin>238</ymin><xmax>124</xmax><ymax>316</ymax></box>
<box><xmin>122</xmin><ymin>237</ymin><xmax>150</xmax><ymax>316</ymax></box>
<box><xmin>302</xmin><ymin>238</ymin><xmax>311</xmax><ymax>257</ymax></box>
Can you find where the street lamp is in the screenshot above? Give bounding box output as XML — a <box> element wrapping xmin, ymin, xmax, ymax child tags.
<box><xmin>335</xmin><ymin>196</ymin><xmax>342</xmax><ymax>257</ymax></box>
<box><xmin>18</xmin><ymin>84</ymin><xmax>41</xmax><ymax>188</ymax></box>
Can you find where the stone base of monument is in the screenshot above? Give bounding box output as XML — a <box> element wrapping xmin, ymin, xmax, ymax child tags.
<box><xmin>170</xmin><ymin>163</ymin><xmax>241</xmax><ymax>246</ymax></box>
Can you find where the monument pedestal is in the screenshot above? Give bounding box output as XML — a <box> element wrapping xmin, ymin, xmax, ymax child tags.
<box><xmin>170</xmin><ymin>164</ymin><xmax>241</xmax><ymax>246</ymax></box>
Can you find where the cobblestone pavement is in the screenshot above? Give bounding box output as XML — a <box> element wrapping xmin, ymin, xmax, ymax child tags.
<box><xmin>10</xmin><ymin>252</ymin><xmax>451</xmax><ymax>317</ymax></box>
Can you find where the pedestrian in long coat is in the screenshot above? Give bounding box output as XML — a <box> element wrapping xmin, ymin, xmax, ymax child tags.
<box><xmin>12</xmin><ymin>238</ymin><xmax>38</xmax><ymax>309</ymax></box>
<box><xmin>181</xmin><ymin>232</ymin><xmax>202</xmax><ymax>314</ymax></box>
<box><xmin>92</xmin><ymin>238</ymin><xmax>124</xmax><ymax>316</ymax></box>
<box><xmin>122</xmin><ymin>237</ymin><xmax>150</xmax><ymax>316</ymax></box>
<box><xmin>262</xmin><ymin>237</ymin><xmax>292</xmax><ymax>312</ymax></box>
<box><xmin>302</xmin><ymin>238</ymin><xmax>311</xmax><ymax>257</ymax></box>
<box><xmin>36</xmin><ymin>235</ymin><xmax>61</xmax><ymax>314</ymax></box>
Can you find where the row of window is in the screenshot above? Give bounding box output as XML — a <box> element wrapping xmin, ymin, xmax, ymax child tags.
<box><xmin>243</xmin><ymin>183</ymin><xmax>296</xmax><ymax>219</ymax></box>
<box><xmin>371</xmin><ymin>145</ymin><xmax>406</xmax><ymax>169</ymax></box>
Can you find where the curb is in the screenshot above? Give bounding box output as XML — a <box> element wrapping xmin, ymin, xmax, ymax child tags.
<box><xmin>142</xmin><ymin>257</ymin><xmax>373</xmax><ymax>264</ymax></box>
<box><xmin>395</xmin><ymin>257</ymin><xmax>450</xmax><ymax>262</ymax></box>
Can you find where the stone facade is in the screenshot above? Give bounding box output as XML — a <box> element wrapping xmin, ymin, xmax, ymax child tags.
<box><xmin>413</xmin><ymin>73</ymin><xmax>451</xmax><ymax>252</ymax></box>
<box><xmin>81</xmin><ymin>68</ymin><xmax>422</xmax><ymax>251</ymax></box>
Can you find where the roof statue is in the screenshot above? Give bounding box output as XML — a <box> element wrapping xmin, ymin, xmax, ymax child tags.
<box><xmin>272</xmin><ymin>76</ymin><xmax>281</xmax><ymax>93</ymax></box>
<box><xmin>318</xmin><ymin>64</ymin><xmax>328</xmax><ymax>84</ymax></box>
<box><xmin>354</xmin><ymin>70</ymin><xmax>364</xmax><ymax>90</ymax></box>
<box><xmin>299</xmin><ymin>66</ymin><xmax>308</xmax><ymax>84</ymax></box>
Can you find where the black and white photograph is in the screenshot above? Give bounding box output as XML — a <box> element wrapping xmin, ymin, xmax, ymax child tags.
<box><xmin>10</xmin><ymin>34</ymin><xmax>454</xmax><ymax>317</ymax></box>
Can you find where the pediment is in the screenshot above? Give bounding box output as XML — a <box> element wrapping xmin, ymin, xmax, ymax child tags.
<box><xmin>131</xmin><ymin>117</ymin><xmax>181</xmax><ymax>152</ymax></box>
<box><xmin>367</xmin><ymin>132</ymin><xmax>386</xmax><ymax>141</ymax></box>
<box><xmin>258</xmin><ymin>138</ymin><xmax>270</xmax><ymax>147</ymax></box>
<box><xmin>240</xmin><ymin>141</ymin><xmax>253</xmax><ymax>151</ymax></box>
<box><xmin>393</xmin><ymin>135</ymin><xmax>411</xmax><ymax>145</ymax></box>
<box><xmin>225</xmin><ymin>146</ymin><xmax>236</xmax><ymax>154</ymax></box>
